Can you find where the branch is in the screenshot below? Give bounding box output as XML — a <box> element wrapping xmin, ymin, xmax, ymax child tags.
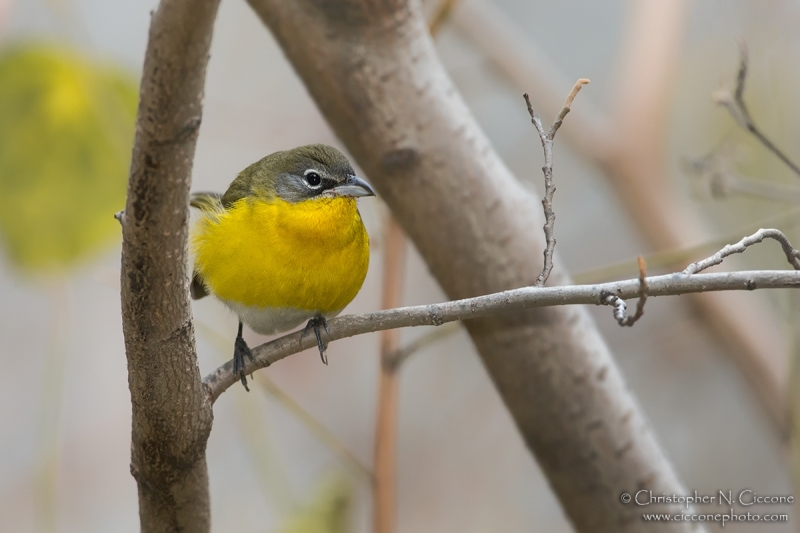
<box><xmin>713</xmin><ymin>45</ymin><xmax>800</xmax><ymax>178</ymax></box>
<box><xmin>551</xmin><ymin>79</ymin><xmax>591</xmax><ymax>138</ymax></box>
<box><xmin>524</xmin><ymin>79</ymin><xmax>589</xmax><ymax>287</ymax></box>
<box><xmin>120</xmin><ymin>0</ymin><xmax>220</xmax><ymax>530</ymax></box>
<box><xmin>205</xmin><ymin>268</ymin><xmax>800</xmax><ymax>401</ymax></box>
<box><xmin>602</xmin><ymin>255</ymin><xmax>648</xmax><ymax>327</ymax></box>
<box><xmin>597</xmin><ymin>229</ymin><xmax>800</xmax><ymax>327</ymax></box>
<box><xmin>683</xmin><ymin>228</ymin><xmax>800</xmax><ymax>274</ymax></box>
<box><xmin>573</xmin><ymin>207</ymin><xmax>800</xmax><ymax>284</ymax></box>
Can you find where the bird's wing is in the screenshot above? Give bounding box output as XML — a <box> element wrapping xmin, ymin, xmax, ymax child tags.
<box><xmin>190</xmin><ymin>272</ymin><xmax>209</xmax><ymax>300</ymax></box>
<box><xmin>189</xmin><ymin>192</ymin><xmax>223</xmax><ymax>300</ymax></box>
<box><xmin>190</xmin><ymin>191</ymin><xmax>224</xmax><ymax>212</ymax></box>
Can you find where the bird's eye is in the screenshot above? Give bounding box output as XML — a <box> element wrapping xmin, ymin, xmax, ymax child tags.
<box><xmin>304</xmin><ymin>171</ymin><xmax>322</xmax><ymax>187</ymax></box>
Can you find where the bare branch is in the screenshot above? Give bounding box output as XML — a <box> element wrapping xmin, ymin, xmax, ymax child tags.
<box><xmin>630</xmin><ymin>255</ymin><xmax>649</xmax><ymax>322</ymax></box>
<box><xmin>602</xmin><ymin>255</ymin><xmax>649</xmax><ymax>327</ymax></box>
<box><xmin>683</xmin><ymin>228</ymin><xmax>800</xmax><ymax>275</ymax></box>
<box><xmin>205</xmin><ymin>267</ymin><xmax>800</xmax><ymax>402</ymax></box>
<box><xmin>524</xmin><ymin>78</ymin><xmax>589</xmax><ymax>288</ymax></box>
<box><xmin>551</xmin><ymin>78</ymin><xmax>590</xmax><ymax>138</ymax></box>
<box><xmin>573</xmin><ymin>207</ymin><xmax>800</xmax><ymax>284</ymax></box>
<box><xmin>713</xmin><ymin>45</ymin><xmax>800</xmax><ymax>178</ymax></box>
<box><xmin>524</xmin><ymin>93</ymin><xmax>547</xmax><ymax>143</ymax></box>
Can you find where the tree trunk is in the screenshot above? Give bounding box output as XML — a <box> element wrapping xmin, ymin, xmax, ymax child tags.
<box><xmin>247</xmin><ymin>0</ymin><xmax>700</xmax><ymax>531</ymax></box>
<box><xmin>120</xmin><ymin>0</ymin><xmax>220</xmax><ymax>530</ymax></box>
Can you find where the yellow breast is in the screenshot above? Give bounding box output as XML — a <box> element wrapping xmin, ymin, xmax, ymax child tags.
<box><xmin>191</xmin><ymin>196</ymin><xmax>370</xmax><ymax>314</ymax></box>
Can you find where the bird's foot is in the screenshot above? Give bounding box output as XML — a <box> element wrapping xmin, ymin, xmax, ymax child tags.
<box><xmin>233</xmin><ymin>335</ymin><xmax>255</xmax><ymax>391</ymax></box>
<box><xmin>302</xmin><ymin>315</ymin><xmax>330</xmax><ymax>365</ymax></box>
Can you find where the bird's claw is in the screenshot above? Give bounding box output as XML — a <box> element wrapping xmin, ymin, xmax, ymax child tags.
<box><xmin>233</xmin><ymin>335</ymin><xmax>254</xmax><ymax>391</ymax></box>
<box><xmin>303</xmin><ymin>315</ymin><xmax>329</xmax><ymax>365</ymax></box>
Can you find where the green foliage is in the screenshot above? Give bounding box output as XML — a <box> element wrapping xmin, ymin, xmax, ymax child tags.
<box><xmin>0</xmin><ymin>44</ymin><xmax>137</xmax><ymax>272</ymax></box>
<box><xmin>273</xmin><ymin>476</ymin><xmax>352</xmax><ymax>533</ymax></box>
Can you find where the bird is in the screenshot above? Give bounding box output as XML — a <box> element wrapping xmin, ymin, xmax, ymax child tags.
<box><xmin>190</xmin><ymin>144</ymin><xmax>375</xmax><ymax>390</ymax></box>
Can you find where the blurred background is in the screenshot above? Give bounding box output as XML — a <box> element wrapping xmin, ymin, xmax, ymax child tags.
<box><xmin>1</xmin><ymin>0</ymin><xmax>800</xmax><ymax>531</ymax></box>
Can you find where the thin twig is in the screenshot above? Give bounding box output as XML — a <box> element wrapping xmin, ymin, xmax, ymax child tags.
<box><xmin>525</xmin><ymin>78</ymin><xmax>589</xmax><ymax>287</ymax></box>
<box><xmin>524</xmin><ymin>93</ymin><xmax>553</xmax><ymax>287</ymax></box>
<box><xmin>683</xmin><ymin>228</ymin><xmax>800</xmax><ymax>275</ymax></box>
<box><xmin>551</xmin><ymin>79</ymin><xmax>591</xmax><ymax>138</ymax></box>
<box><xmin>573</xmin><ymin>207</ymin><xmax>800</xmax><ymax>284</ymax></box>
<box><xmin>630</xmin><ymin>256</ymin><xmax>649</xmax><ymax>323</ymax></box>
<box><xmin>601</xmin><ymin>256</ymin><xmax>648</xmax><ymax>327</ymax></box>
<box><xmin>205</xmin><ymin>272</ymin><xmax>800</xmax><ymax>402</ymax></box>
<box><xmin>713</xmin><ymin>45</ymin><xmax>800</xmax><ymax>178</ymax></box>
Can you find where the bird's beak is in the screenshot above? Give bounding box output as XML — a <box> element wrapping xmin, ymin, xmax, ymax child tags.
<box><xmin>330</xmin><ymin>175</ymin><xmax>376</xmax><ymax>198</ymax></box>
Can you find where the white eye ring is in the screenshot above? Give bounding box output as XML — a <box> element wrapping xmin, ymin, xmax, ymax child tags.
<box><xmin>303</xmin><ymin>169</ymin><xmax>323</xmax><ymax>188</ymax></box>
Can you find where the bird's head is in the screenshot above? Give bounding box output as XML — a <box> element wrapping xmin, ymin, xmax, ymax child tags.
<box><xmin>236</xmin><ymin>144</ymin><xmax>375</xmax><ymax>204</ymax></box>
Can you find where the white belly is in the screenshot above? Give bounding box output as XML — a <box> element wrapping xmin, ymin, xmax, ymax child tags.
<box><xmin>221</xmin><ymin>298</ymin><xmax>343</xmax><ymax>336</ymax></box>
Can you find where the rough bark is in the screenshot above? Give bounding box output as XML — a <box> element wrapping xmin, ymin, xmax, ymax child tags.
<box><xmin>246</xmin><ymin>0</ymin><xmax>700</xmax><ymax>531</ymax></box>
<box><xmin>120</xmin><ymin>0</ymin><xmax>220</xmax><ymax>531</ymax></box>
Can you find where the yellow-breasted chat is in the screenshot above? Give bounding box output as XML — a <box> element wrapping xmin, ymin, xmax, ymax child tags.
<box><xmin>190</xmin><ymin>144</ymin><xmax>375</xmax><ymax>390</ymax></box>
